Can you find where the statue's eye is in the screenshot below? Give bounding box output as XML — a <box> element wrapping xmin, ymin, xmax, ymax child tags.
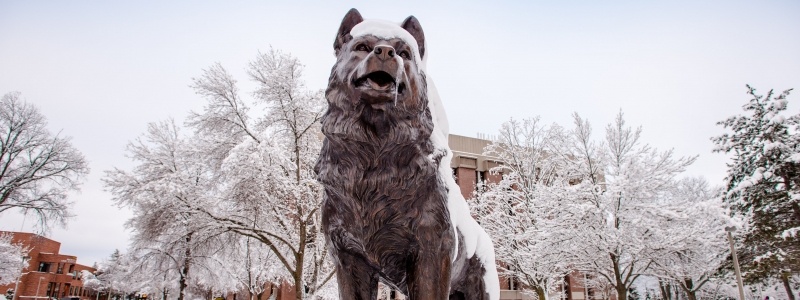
<box><xmin>355</xmin><ymin>44</ymin><xmax>369</xmax><ymax>52</ymax></box>
<box><xmin>399</xmin><ymin>51</ymin><xmax>411</xmax><ymax>60</ymax></box>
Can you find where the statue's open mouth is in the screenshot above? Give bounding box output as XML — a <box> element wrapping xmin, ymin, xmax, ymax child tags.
<box><xmin>354</xmin><ymin>71</ymin><xmax>407</xmax><ymax>104</ymax></box>
<box><xmin>357</xmin><ymin>71</ymin><xmax>394</xmax><ymax>91</ymax></box>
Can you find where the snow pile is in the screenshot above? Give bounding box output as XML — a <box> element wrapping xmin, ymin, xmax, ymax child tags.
<box><xmin>770</xmin><ymin>98</ymin><xmax>789</xmax><ymax>110</ymax></box>
<box><xmin>781</xmin><ymin>226</ymin><xmax>800</xmax><ymax>239</ymax></box>
<box><xmin>763</xmin><ymin>141</ymin><xmax>783</xmax><ymax>153</ymax></box>
<box><xmin>770</xmin><ymin>114</ymin><xmax>786</xmax><ymax>124</ymax></box>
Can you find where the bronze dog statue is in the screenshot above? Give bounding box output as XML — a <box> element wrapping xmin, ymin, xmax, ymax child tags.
<box><xmin>315</xmin><ymin>9</ymin><xmax>499</xmax><ymax>300</ymax></box>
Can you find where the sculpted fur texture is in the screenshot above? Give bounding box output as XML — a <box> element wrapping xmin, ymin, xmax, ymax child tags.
<box><xmin>315</xmin><ymin>8</ymin><xmax>495</xmax><ymax>300</ymax></box>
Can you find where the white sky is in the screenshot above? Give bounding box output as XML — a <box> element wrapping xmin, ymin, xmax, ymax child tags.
<box><xmin>1</xmin><ymin>1</ymin><xmax>798</xmax><ymax>266</ymax></box>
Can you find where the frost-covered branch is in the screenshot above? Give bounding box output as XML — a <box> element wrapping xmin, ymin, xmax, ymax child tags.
<box><xmin>0</xmin><ymin>92</ymin><xmax>89</xmax><ymax>230</ymax></box>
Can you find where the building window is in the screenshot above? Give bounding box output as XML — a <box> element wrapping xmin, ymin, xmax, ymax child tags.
<box><xmin>38</xmin><ymin>262</ymin><xmax>51</xmax><ymax>272</ymax></box>
<box><xmin>505</xmin><ymin>265</ymin><xmax>519</xmax><ymax>291</ymax></box>
<box><xmin>475</xmin><ymin>170</ymin><xmax>487</xmax><ymax>191</ymax></box>
<box><xmin>68</xmin><ymin>264</ymin><xmax>74</xmax><ymax>275</ymax></box>
<box><xmin>57</xmin><ymin>263</ymin><xmax>64</xmax><ymax>274</ymax></box>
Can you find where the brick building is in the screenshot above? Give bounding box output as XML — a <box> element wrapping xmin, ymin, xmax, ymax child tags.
<box><xmin>1</xmin><ymin>231</ymin><xmax>97</xmax><ymax>300</ymax></box>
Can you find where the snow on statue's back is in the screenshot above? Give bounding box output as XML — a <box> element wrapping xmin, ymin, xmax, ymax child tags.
<box><xmin>315</xmin><ymin>8</ymin><xmax>499</xmax><ymax>300</ymax></box>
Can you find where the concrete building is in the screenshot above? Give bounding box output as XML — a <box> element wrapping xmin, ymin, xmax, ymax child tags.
<box><xmin>1</xmin><ymin>231</ymin><xmax>97</xmax><ymax>300</ymax></box>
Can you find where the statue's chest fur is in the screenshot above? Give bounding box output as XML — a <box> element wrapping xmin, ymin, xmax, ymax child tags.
<box><xmin>316</xmin><ymin>133</ymin><xmax>453</xmax><ymax>283</ymax></box>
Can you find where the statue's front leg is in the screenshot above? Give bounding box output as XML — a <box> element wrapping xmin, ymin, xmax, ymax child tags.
<box><xmin>405</xmin><ymin>228</ymin><xmax>454</xmax><ymax>300</ymax></box>
<box><xmin>333</xmin><ymin>250</ymin><xmax>379</xmax><ymax>300</ymax></box>
<box><xmin>325</xmin><ymin>219</ymin><xmax>380</xmax><ymax>300</ymax></box>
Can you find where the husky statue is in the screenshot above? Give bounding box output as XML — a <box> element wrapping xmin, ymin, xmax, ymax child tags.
<box><xmin>315</xmin><ymin>9</ymin><xmax>500</xmax><ymax>300</ymax></box>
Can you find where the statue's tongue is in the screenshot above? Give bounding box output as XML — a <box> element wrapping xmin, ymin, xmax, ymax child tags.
<box><xmin>365</xmin><ymin>71</ymin><xmax>395</xmax><ymax>91</ymax></box>
<box><xmin>368</xmin><ymin>78</ymin><xmax>392</xmax><ymax>91</ymax></box>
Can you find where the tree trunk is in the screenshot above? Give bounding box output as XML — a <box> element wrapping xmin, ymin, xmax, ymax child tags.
<box><xmin>178</xmin><ymin>271</ymin><xmax>188</xmax><ymax>300</ymax></box>
<box><xmin>294</xmin><ymin>259</ymin><xmax>304</xmax><ymax>300</ymax></box>
<box><xmin>659</xmin><ymin>280</ymin><xmax>672</xmax><ymax>300</ymax></box>
<box><xmin>178</xmin><ymin>233</ymin><xmax>193</xmax><ymax>300</ymax></box>
<box><xmin>610</xmin><ymin>253</ymin><xmax>627</xmax><ymax>300</ymax></box>
<box><xmin>535</xmin><ymin>285</ymin><xmax>547</xmax><ymax>300</ymax></box>
<box><xmin>684</xmin><ymin>290</ymin><xmax>696</xmax><ymax>300</ymax></box>
<box><xmin>781</xmin><ymin>271</ymin><xmax>796</xmax><ymax>300</ymax></box>
<box><xmin>616</xmin><ymin>286</ymin><xmax>627</xmax><ymax>300</ymax></box>
<box><xmin>681</xmin><ymin>278</ymin><xmax>697</xmax><ymax>300</ymax></box>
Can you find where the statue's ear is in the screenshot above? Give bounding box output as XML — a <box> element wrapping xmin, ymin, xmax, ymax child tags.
<box><xmin>334</xmin><ymin>8</ymin><xmax>364</xmax><ymax>55</ymax></box>
<box><xmin>401</xmin><ymin>15</ymin><xmax>425</xmax><ymax>59</ymax></box>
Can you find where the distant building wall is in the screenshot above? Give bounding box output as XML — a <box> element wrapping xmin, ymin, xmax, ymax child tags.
<box><xmin>0</xmin><ymin>231</ymin><xmax>97</xmax><ymax>300</ymax></box>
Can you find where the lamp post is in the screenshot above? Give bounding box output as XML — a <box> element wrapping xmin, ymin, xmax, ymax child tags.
<box><xmin>726</xmin><ymin>226</ymin><xmax>746</xmax><ymax>300</ymax></box>
<box><xmin>11</xmin><ymin>256</ymin><xmax>30</xmax><ymax>300</ymax></box>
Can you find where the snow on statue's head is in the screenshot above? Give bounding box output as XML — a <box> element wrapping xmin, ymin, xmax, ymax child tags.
<box><xmin>315</xmin><ymin>8</ymin><xmax>499</xmax><ymax>300</ymax></box>
<box><xmin>324</xmin><ymin>8</ymin><xmax>430</xmax><ymax>140</ymax></box>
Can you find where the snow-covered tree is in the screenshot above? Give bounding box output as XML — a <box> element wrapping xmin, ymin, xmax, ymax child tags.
<box><xmin>712</xmin><ymin>85</ymin><xmax>799</xmax><ymax>300</ymax></box>
<box><xmin>558</xmin><ymin>112</ymin><xmax>697</xmax><ymax>300</ymax></box>
<box><xmin>0</xmin><ymin>92</ymin><xmax>89</xmax><ymax>230</ymax></box>
<box><xmin>95</xmin><ymin>250</ymin><xmax>139</xmax><ymax>300</ymax></box>
<box><xmin>477</xmin><ymin>112</ymin><xmax>704</xmax><ymax>300</ymax></box>
<box><xmin>119</xmin><ymin>257</ymin><xmax>177</xmax><ymax>300</ymax></box>
<box><xmin>104</xmin><ymin>120</ymin><xmax>227</xmax><ymax>300</ymax></box>
<box><xmin>211</xmin><ymin>236</ymin><xmax>278</xmax><ymax>300</ymax></box>
<box><xmin>183</xmin><ymin>49</ymin><xmax>333</xmax><ymax>300</ymax></box>
<box><xmin>80</xmin><ymin>269</ymin><xmax>104</xmax><ymax>294</ymax></box>
<box><xmin>649</xmin><ymin>177</ymin><xmax>732</xmax><ymax>300</ymax></box>
<box><xmin>475</xmin><ymin>117</ymin><xmax>580</xmax><ymax>300</ymax></box>
<box><xmin>107</xmin><ymin>49</ymin><xmax>334</xmax><ymax>300</ymax></box>
<box><xmin>0</xmin><ymin>233</ymin><xmax>28</xmax><ymax>286</ymax></box>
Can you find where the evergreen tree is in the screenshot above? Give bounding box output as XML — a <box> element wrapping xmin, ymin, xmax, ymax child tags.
<box><xmin>712</xmin><ymin>85</ymin><xmax>799</xmax><ymax>300</ymax></box>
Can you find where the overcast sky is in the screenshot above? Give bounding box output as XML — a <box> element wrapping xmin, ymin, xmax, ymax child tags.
<box><xmin>1</xmin><ymin>1</ymin><xmax>798</xmax><ymax>266</ymax></box>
